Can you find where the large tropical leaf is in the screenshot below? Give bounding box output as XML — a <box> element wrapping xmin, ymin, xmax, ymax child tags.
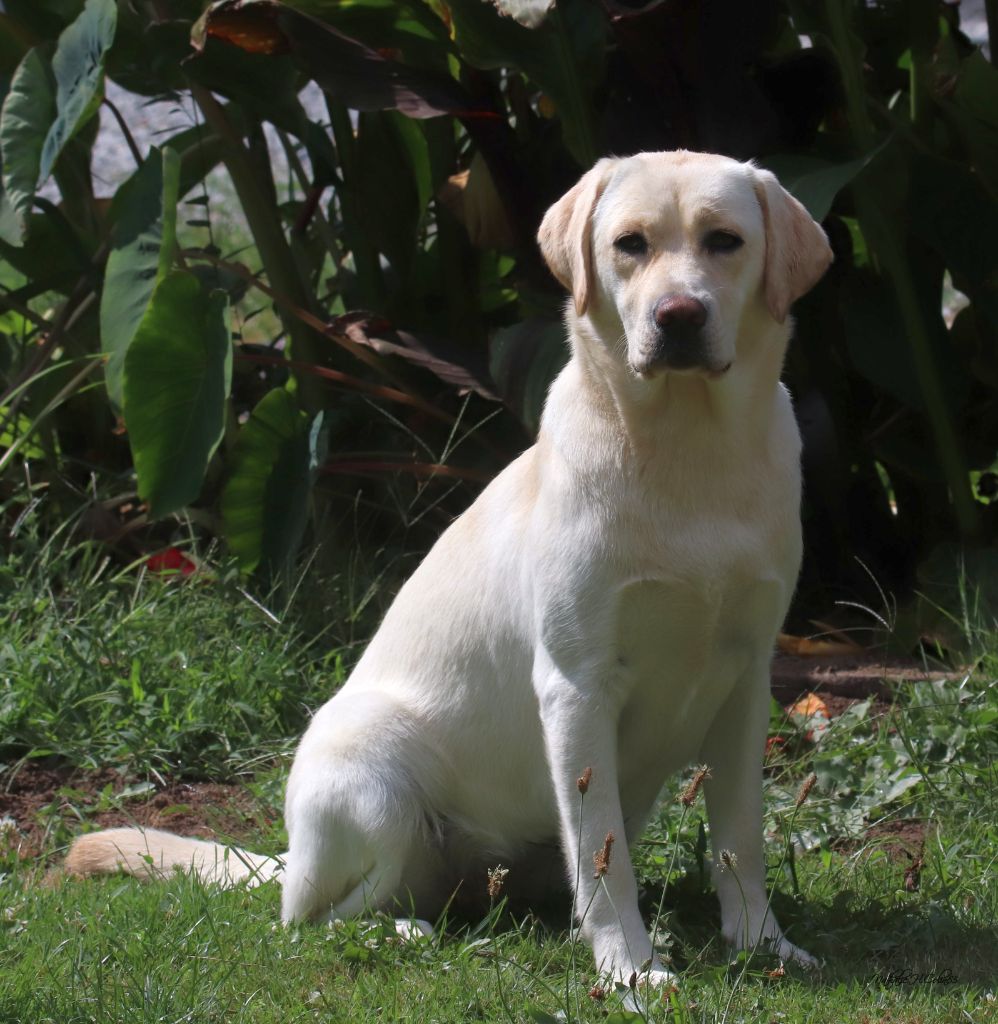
<box><xmin>123</xmin><ymin>271</ymin><xmax>232</xmax><ymax>518</ymax></box>
<box><xmin>39</xmin><ymin>0</ymin><xmax>117</xmax><ymax>182</ymax></box>
<box><xmin>101</xmin><ymin>147</ymin><xmax>180</xmax><ymax>410</ymax></box>
<box><xmin>447</xmin><ymin>0</ymin><xmax>604</xmax><ymax>166</ymax></box>
<box><xmin>763</xmin><ymin>150</ymin><xmax>877</xmax><ymax>222</ymax></box>
<box><xmin>0</xmin><ymin>0</ymin><xmax>116</xmax><ymax>245</ymax></box>
<box><xmin>0</xmin><ymin>47</ymin><xmax>56</xmax><ymax>245</ymax></box>
<box><xmin>489</xmin><ymin>318</ymin><xmax>567</xmax><ymax>434</ymax></box>
<box><xmin>280</xmin><ymin>0</ymin><xmax>452</xmax><ymax>67</ymax></box>
<box><xmin>0</xmin><ymin>205</ymin><xmax>92</xmax><ymax>293</ymax></box>
<box><xmin>908</xmin><ymin>153</ymin><xmax>998</xmax><ymax>330</ymax></box>
<box><xmin>191</xmin><ymin>0</ymin><xmax>487</xmax><ymax>119</ymax></box>
<box><xmin>221</xmin><ymin>386</ymin><xmax>324</xmax><ymax>574</ymax></box>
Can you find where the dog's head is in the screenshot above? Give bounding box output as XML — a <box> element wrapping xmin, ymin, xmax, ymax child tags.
<box><xmin>537</xmin><ymin>151</ymin><xmax>832</xmax><ymax>380</ymax></box>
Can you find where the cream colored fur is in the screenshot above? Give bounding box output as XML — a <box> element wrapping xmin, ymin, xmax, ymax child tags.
<box><xmin>67</xmin><ymin>151</ymin><xmax>832</xmax><ymax>988</ymax></box>
<box><xmin>66</xmin><ymin>826</ymin><xmax>280</xmax><ymax>886</ymax></box>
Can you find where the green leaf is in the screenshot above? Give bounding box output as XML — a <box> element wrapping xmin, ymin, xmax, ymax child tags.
<box><xmin>525</xmin><ymin>1009</ymin><xmax>563</xmax><ymax>1024</ymax></box>
<box><xmin>0</xmin><ymin>47</ymin><xmax>57</xmax><ymax>245</ymax></box>
<box><xmin>100</xmin><ymin>148</ymin><xmax>180</xmax><ymax>411</ymax></box>
<box><xmin>392</xmin><ymin>114</ymin><xmax>432</xmax><ymax>217</ymax></box>
<box><xmin>39</xmin><ymin>0</ymin><xmax>117</xmax><ymax>183</ymax></box>
<box><xmin>489</xmin><ymin>318</ymin><xmax>568</xmax><ymax>435</ymax></box>
<box><xmin>221</xmin><ymin>388</ymin><xmax>322</xmax><ymax>574</ymax></box>
<box><xmin>0</xmin><ymin>204</ymin><xmax>91</xmax><ymax>294</ymax></box>
<box><xmin>908</xmin><ymin>153</ymin><xmax>998</xmax><ymax>330</ymax></box>
<box><xmin>840</xmin><ymin>271</ymin><xmax>967</xmax><ymax>413</ymax></box>
<box><xmin>764</xmin><ymin>149</ymin><xmax>879</xmax><ymax>222</ymax></box>
<box><xmin>448</xmin><ymin>0</ymin><xmax>603</xmax><ymax>166</ymax></box>
<box><xmin>355</xmin><ymin>111</ymin><xmax>423</xmax><ymax>275</ymax></box>
<box><xmin>106</xmin><ymin>6</ymin><xmax>201</xmax><ymax>97</ymax></box>
<box><xmin>193</xmin><ymin>0</ymin><xmax>479</xmax><ymax>120</ymax></box>
<box><xmin>0</xmin><ymin>406</ymin><xmax>48</xmax><ymax>459</ymax></box>
<box><xmin>123</xmin><ymin>271</ymin><xmax>232</xmax><ymax>518</ymax></box>
<box><xmin>954</xmin><ymin>50</ymin><xmax>998</xmax><ymax>131</ymax></box>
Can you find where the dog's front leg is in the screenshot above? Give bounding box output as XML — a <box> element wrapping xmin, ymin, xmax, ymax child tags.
<box><xmin>534</xmin><ymin>650</ymin><xmax>673</xmax><ymax>987</ymax></box>
<box><xmin>699</xmin><ymin>657</ymin><xmax>816</xmax><ymax>966</ymax></box>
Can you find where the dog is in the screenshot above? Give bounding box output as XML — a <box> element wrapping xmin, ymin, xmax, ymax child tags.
<box><xmin>67</xmin><ymin>150</ymin><xmax>832</xmax><ymax>988</ymax></box>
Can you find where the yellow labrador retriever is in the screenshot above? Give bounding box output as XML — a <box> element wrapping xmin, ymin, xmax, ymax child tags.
<box><xmin>68</xmin><ymin>150</ymin><xmax>832</xmax><ymax>987</ymax></box>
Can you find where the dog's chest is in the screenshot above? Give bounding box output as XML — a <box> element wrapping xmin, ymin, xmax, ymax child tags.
<box><xmin>608</xmin><ymin>522</ymin><xmax>794</xmax><ymax>804</ymax></box>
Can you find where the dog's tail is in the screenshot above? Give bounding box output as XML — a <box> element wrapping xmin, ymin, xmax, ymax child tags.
<box><xmin>65</xmin><ymin>827</ymin><xmax>283</xmax><ymax>888</ymax></box>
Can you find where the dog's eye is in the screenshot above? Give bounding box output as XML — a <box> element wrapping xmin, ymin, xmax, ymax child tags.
<box><xmin>704</xmin><ymin>230</ymin><xmax>744</xmax><ymax>254</ymax></box>
<box><xmin>614</xmin><ymin>233</ymin><xmax>648</xmax><ymax>256</ymax></box>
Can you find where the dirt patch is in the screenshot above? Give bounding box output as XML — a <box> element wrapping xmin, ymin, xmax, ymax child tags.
<box><xmin>835</xmin><ymin>819</ymin><xmax>930</xmax><ymax>894</ymax></box>
<box><xmin>0</xmin><ymin>762</ymin><xmax>277</xmax><ymax>862</ymax></box>
<box><xmin>861</xmin><ymin>818</ymin><xmax>929</xmax><ymax>858</ymax></box>
<box><xmin>772</xmin><ymin>650</ymin><xmax>954</xmax><ymax>702</ymax></box>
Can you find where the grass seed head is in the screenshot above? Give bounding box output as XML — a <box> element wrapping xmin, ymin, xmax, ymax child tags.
<box><xmin>486</xmin><ymin>865</ymin><xmax>508</xmax><ymax>900</ymax></box>
<box><xmin>720</xmin><ymin>849</ymin><xmax>737</xmax><ymax>870</ymax></box>
<box><xmin>795</xmin><ymin>772</ymin><xmax>817</xmax><ymax>809</ymax></box>
<box><xmin>593</xmin><ymin>831</ymin><xmax>615</xmax><ymax>878</ymax></box>
<box><xmin>588</xmin><ymin>984</ymin><xmax>607</xmax><ymax>1002</ymax></box>
<box><xmin>577</xmin><ymin>766</ymin><xmax>592</xmax><ymax>795</ymax></box>
<box><xmin>680</xmin><ymin>765</ymin><xmax>711</xmax><ymax>807</ymax></box>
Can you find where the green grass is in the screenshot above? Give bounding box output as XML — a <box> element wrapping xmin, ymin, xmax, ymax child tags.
<box><xmin>0</xmin><ymin>527</ymin><xmax>351</xmax><ymax>779</ymax></box>
<box><xmin>2</xmin><ymin>524</ymin><xmax>998</xmax><ymax>1022</ymax></box>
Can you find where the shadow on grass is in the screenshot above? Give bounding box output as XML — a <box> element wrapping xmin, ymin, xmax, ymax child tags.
<box><xmin>646</xmin><ymin>879</ymin><xmax>998</xmax><ymax>989</ymax></box>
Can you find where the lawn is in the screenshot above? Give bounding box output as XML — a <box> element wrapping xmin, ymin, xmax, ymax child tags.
<box><xmin>2</xmin><ymin>526</ymin><xmax>998</xmax><ymax>1023</ymax></box>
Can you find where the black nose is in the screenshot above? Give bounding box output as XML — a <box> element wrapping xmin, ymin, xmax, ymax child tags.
<box><xmin>651</xmin><ymin>295</ymin><xmax>708</xmax><ymax>369</ymax></box>
<box><xmin>653</xmin><ymin>295</ymin><xmax>707</xmax><ymax>331</ymax></box>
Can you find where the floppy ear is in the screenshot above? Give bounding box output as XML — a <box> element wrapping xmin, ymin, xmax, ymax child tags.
<box><xmin>753</xmin><ymin>169</ymin><xmax>833</xmax><ymax>323</ymax></box>
<box><xmin>537</xmin><ymin>158</ymin><xmax>618</xmax><ymax>316</ymax></box>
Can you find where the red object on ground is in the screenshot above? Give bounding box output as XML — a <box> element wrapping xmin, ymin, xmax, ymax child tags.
<box><xmin>764</xmin><ymin>735</ymin><xmax>785</xmax><ymax>758</ymax></box>
<box><xmin>146</xmin><ymin>547</ymin><xmax>197</xmax><ymax>577</ymax></box>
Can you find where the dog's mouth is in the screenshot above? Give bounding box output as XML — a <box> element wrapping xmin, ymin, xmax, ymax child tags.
<box><xmin>633</xmin><ymin>358</ymin><xmax>733</xmax><ymax>381</ymax></box>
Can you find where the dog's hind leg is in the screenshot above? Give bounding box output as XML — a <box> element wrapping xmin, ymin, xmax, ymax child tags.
<box><xmin>279</xmin><ymin>691</ymin><xmax>442</xmax><ymax>937</ymax></box>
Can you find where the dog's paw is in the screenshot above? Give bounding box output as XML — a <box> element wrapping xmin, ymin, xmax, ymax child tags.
<box><xmin>734</xmin><ymin>932</ymin><xmax>819</xmax><ymax>969</ymax></box>
<box><xmin>636</xmin><ymin>967</ymin><xmax>678</xmax><ymax>989</ymax></box>
<box><xmin>620</xmin><ymin>967</ymin><xmax>678</xmax><ymax>1013</ymax></box>
<box><xmin>769</xmin><ymin>936</ymin><xmax>819</xmax><ymax>969</ymax></box>
<box><xmin>393</xmin><ymin>918</ymin><xmax>434</xmax><ymax>941</ymax></box>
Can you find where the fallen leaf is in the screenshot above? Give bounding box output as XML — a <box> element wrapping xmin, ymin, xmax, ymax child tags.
<box><xmin>788</xmin><ymin>693</ymin><xmax>830</xmax><ymax>741</ymax></box>
<box><xmin>334</xmin><ymin>312</ymin><xmax>498</xmax><ymax>400</ymax></box>
<box><xmin>777</xmin><ymin>632</ymin><xmax>862</xmax><ymax>656</ymax></box>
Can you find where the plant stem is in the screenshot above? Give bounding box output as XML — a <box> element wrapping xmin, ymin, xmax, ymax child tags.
<box><xmin>103</xmin><ymin>96</ymin><xmax>143</xmax><ymax>168</ymax></box>
<box><xmin>567</xmin><ymin>790</ymin><xmax>585</xmax><ymax>1020</ymax></box>
<box><xmin>908</xmin><ymin>1</ymin><xmax>936</xmax><ymax>143</ymax></box>
<box><xmin>276</xmin><ymin>129</ymin><xmax>340</xmax><ymax>269</ymax></box>
<box><xmin>188</xmin><ymin>84</ymin><xmax>323</xmax><ymax>414</ymax></box>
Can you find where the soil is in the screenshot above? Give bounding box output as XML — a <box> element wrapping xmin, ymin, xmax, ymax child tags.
<box><xmin>770</xmin><ymin>651</ymin><xmax>953</xmax><ymax>703</ymax></box>
<box><xmin>2</xmin><ymin>651</ymin><xmax>950</xmax><ymax>865</ymax></box>
<box><xmin>0</xmin><ymin>763</ymin><xmax>277</xmax><ymax>863</ymax></box>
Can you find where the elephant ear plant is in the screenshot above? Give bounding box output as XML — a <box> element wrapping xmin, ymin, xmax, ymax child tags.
<box><xmin>0</xmin><ymin>0</ymin><xmax>994</xmax><ymax>628</ymax></box>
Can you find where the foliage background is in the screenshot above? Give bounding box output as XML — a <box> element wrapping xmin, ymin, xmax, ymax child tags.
<box><xmin>0</xmin><ymin>0</ymin><xmax>995</xmax><ymax>635</ymax></box>
<box><xmin>3</xmin><ymin>8</ymin><xmax>998</xmax><ymax>1019</ymax></box>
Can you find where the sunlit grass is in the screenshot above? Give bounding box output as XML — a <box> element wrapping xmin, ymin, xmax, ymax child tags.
<box><xmin>2</xmin><ymin>529</ymin><xmax>998</xmax><ymax>1022</ymax></box>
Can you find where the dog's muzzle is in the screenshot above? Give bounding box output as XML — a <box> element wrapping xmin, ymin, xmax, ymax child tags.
<box><xmin>633</xmin><ymin>295</ymin><xmax>730</xmax><ymax>378</ymax></box>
